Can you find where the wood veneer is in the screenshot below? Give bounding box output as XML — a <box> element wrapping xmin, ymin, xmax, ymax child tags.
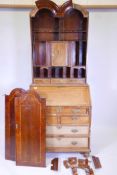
<box><xmin>15</xmin><ymin>90</ymin><xmax>46</xmax><ymax>167</ymax></box>
<box><xmin>5</xmin><ymin>88</ymin><xmax>25</xmax><ymax>160</ymax></box>
<box><xmin>5</xmin><ymin>89</ymin><xmax>46</xmax><ymax>167</ymax></box>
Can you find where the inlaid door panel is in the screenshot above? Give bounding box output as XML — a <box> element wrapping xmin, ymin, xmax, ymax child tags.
<box><xmin>5</xmin><ymin>88</ymin><xmax>25</xmax><ymax>161</ymax></box>
<box><xmin>15</xmin><ymin>90</ymin><xmax>46</xmax><ymax>167</ymax></box>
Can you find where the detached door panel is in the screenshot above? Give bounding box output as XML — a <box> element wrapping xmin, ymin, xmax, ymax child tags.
<box><xmin>5</xmin><ymin>88</ymin><xmax>25</xmax><ymax>161</ymax></box>
<box><xmin>15</xmin><ymin>90</ymin><xmax>46</xmax><ymax>167</ymax></box>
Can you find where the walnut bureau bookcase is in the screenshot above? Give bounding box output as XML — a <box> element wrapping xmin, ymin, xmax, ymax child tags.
<box><xmin>30</xmin><ymin>0</ymin><xmax>91</xmax><ymax>153</ymax></box>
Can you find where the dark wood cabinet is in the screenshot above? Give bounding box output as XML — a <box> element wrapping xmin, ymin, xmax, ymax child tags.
<box><xmin>31</xmin><ymin>0</ymin><xmax>88</xmax><ymax>84</ymax></box>
<box><xmin>5</xmin><ymin>89</ymin><xmax>46</xmax><ymax>167</ymax></box>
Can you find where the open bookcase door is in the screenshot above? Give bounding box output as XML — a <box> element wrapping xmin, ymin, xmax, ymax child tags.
<box><xmin>5</xmin><ymin>88</ymin><xmax>25</xmax><ymax>161</ymax></box>
<box><xmin>15</xmin><ymin>90</ymin><xmax>46</xmax><ymax>167</ymax></box>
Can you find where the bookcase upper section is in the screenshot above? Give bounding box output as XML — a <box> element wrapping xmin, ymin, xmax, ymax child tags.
<box><xmin>30</xmin><ymin>0</ymin><xmax>89</xmax><ymax>85</ymax></box>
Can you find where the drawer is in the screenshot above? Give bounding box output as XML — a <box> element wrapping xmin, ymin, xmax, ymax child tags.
<box><xmin>47</xmin><ymin>116</ymin><xmax>90</xmax><ymax>125</ymax></box>
<box><xmin>46</xmin><ymin>106</ymin><xmax>89</xmax><ymax>115</ymax></box>
<box><xmin>34</xmin><ymin>78</ymin><xmax>51</xmax><ymax>84</ymax></box>
<box><xmin>61</xmin><ymin>107</ymin><xmax>89</xmax><ymax>115</ymax></box>
<box><xmin>46</xmin><ymin>126</ymin><xmax>89</xmax><ymax>136</ymax></box>
<box><xmin>46</xmin><ymin>137</ymin><xmax>88</xmax><ymax>148</ymax></box>
<box><xmin>46</xmin><ymin>106</ymin><xmax>61</xmax><ymax>114</ymax></box>
<box><xmin>61</xmin><ymin>116</ymin><xmax>90</xmax><ymax>125</ymax></box>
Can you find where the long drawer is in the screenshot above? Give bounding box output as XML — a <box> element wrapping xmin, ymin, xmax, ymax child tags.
<box><xmin>47</xmin><ymin>116</ymin><xmax>90</xmax><ymax>125</ymax></box>
<box><xmin>46</xmin><ymin>106</ymin><xmax>90</xmax><ymax>116</ymax></box>
<box><xmin>46</xmin><ymin>137</ymin><xmax>88</xmax><ymax>148</ymax></box>
<box><xmin>46</xmin><ymin>126</ymin><xmax>89</xmax><ymax>136</ymax></box>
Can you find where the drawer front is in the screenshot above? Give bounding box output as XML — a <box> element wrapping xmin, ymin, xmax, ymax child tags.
<box><xmin>46</xmin><ymin>106</ymin><xmax>59</xmax><ymax>114</ymax></box>
<box><xmin>47</xmin><ymin>116</ymin><xmax>90</xmax><ymax>125</ymax></box>
<box><xmin>61</xmin><ymin>107</ymin><xmax>88</xmax><ymax>115</ymax></box>
<box><xmin>46</xmin><ymin>126</ymin><xmax>89</xmax><ymax>136</ymax></box>
<box><xmin>61</xmin><ymin>117</ymin><xmax>90</xmax><ymax>125</ymax></box>
<box><xmin>46</xmin><ymin>137</ymin><xmax>88</xmax><ymax>148</ymax></box>
<box><xmin>46</xmin><ymin>106</ymin><xmax>89</xmax><ymax>115</ymax></box>
<box><xmin>34</xmin><ymin>79</ymin><xmax>51</xmax><ymax>84</ymax></box>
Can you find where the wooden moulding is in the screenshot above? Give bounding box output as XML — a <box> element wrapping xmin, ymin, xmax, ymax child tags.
<box><xmin>1</xmin><ymin>4</ymin><xmax>117</xmax><ymax>9</ymax></box>
<box><xmin>35</xmin><ymin>0</ymin><xmax>73</xmax><ymax>17</ymax></box>
<box><xmin>64</xmin><ymin>157</ymin><xmax>94</xmax><ymax>175</ymax></box>
<box><xmin>92</xmin><ymin>156</ymin><xmax>102</xmax><ymax>169</ymax></box>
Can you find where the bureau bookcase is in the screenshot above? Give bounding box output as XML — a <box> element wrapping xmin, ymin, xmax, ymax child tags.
<box><xmin>30</xmin><ymin>0</ymin><xmax>91</xmax><ymax>153</ymax></box>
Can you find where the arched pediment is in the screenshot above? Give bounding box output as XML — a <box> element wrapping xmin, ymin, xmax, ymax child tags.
<box><xmin>30</xmin><ymin>0</ymin><xmax>88</xmax><ymax>18</ymax></box>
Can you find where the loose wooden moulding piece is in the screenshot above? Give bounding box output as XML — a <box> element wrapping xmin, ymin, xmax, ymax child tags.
<box><xmin>92</xmin><ymin>156</ymin><xmax>102</xmax><ymax>169</ymax></box>
<box><xmin>51</xmin><ymin>158</ymin><xmax>59</xmax><ymax>171</ymax></box>
<box><xmin>5</xmin><ymin>89</ymin><xmax>46</xmax><ymax>167</ymax></box>
<box><xmin>63</xmin><ymin>157</ymin><xmax>94</xmax><ymax>175</ymax></box>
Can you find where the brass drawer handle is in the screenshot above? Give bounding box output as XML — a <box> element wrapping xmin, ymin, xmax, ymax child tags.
<box><xmin>72</xmin><ymin>116</ymin><xmax>78</xmax><ymax>120</ymax></box>
<box><xmin>57</xmin><ymin>125</ymin><xmax>62</xmax><ymax>129</ymax></box>
<box><xmin>57</xmin><ymin>135</ymin><xmax>64</xmax><ymax>140</ymax></box>
<box><xmin>56</xmin><ymin>107</ymin><xmax>62</xmax><ymax>113</ymax></box>
<box><xmin>71</xmin><ymin>141</ymin><xmax>78</xmax><ymax>146</ymax></box>
<box><xmin>71</xmin><ymin>129</ymin><xmax>79</xmax><ymax>133</ymax></box>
